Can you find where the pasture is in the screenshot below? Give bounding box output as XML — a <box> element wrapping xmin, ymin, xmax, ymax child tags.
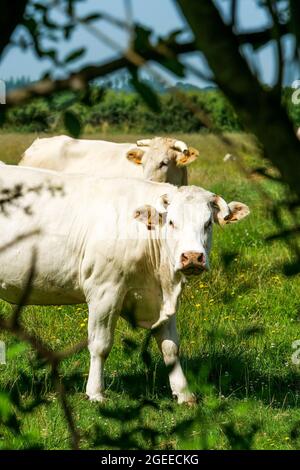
<box><xmin>0</xmin><ymin>131</ymin><xmax>300</xmax><ymax>450</ymax></box>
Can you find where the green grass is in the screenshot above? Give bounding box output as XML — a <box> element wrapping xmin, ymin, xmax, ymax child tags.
<box><xmin>0</xmin><ymin>131</ymin><xmax>300</xmax><ymax>450</ymax></box>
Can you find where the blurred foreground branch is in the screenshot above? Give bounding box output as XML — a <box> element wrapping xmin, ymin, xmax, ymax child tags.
<box><xmin>0</xmin><ymin>250</ymin><xmax>87</xmax><ymax>449</ymax></box>
<box><xmin>5</xmin><ymin>40</ymin><xmax>196</xmax><ymax>107</ymax></box>
<box><xmin>0</xmin><ymin>1</ymin><xmax>27</xmax><ymax>57</ymax></box>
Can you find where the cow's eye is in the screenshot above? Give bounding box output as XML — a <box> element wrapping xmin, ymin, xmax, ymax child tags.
<box><xmin>158</xmin><ymin>160</ymin><xmax>168</xmax><ymax>169</ymax></box>
<box><xmin>205</xmin><ymin>219</ymin><xmax>212</xmax><ymax>229</ymax></box>
<box><xmin>169</xmin><ymin>220</ymin><xmax>175</xmax><ymax>228</ymax></box>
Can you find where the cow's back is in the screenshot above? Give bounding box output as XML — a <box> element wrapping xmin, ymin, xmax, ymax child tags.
<box><xmin>19</xmin><ymin>136</ymin><xmax>144</xmax><ymax>178</ymax></box>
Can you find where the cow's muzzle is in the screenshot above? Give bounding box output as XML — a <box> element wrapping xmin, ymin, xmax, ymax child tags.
<box><xmin>180</xmin><ymin>251</ymin><xmax>206</xmax><ymax>275</ymax></box>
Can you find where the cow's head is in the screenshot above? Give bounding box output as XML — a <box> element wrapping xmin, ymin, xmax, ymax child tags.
<box><xmin>126</xmin><ymin>137</ymin><xmax>198</xmax><ymax>185</ymax></box>
<box><xmin>134</xmin><ymin>186</ymin><xmax>250</xmax><ymax>275</ymax></box>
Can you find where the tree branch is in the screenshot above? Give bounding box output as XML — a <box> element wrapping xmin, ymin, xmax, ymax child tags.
<box><xmin>6</xmin><ymin>40</ymin><xmax>196</xmax><ymax>106</ymax></box>
<box><xmin>236</xmin><ymin>24</ymin><xmax>288</xmax><ymax>49</ymax></box>
<box><xmin>176</xmin><ymin>0</ymin><xmax>300</xmax><ymax>200</ymax></box>
<box><xmin>0</xmin><ymin>0</ymin><xmax>28</xmax><ymax>57</ymax></box>
<box><xmin>265</xmin><ymin>0</ymin><xmax>284</xmax><ymax>93</ymax></box>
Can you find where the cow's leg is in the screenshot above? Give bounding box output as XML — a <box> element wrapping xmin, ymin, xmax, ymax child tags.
<box><xmin>154</xmin><ymin>316</ymin><xmax>196</xmax><ymax>405</ymax></box>
<box><xmin>86</xmin><ymin>292</ymin><xmax>120</xmax><ymax>402</ymax></box>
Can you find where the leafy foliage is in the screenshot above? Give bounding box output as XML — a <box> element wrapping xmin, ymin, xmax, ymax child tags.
<box><xmin>3</xmin><ymin>87</ymin><xmax>241</xmax><ymax>133</ymax></box>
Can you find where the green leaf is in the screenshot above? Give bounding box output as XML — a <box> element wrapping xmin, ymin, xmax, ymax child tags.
<box><xmin>130</xmin><ymin>76</ymin><xmax>161</xmax><ymax>112</ymax></box>
<box><xmin>63</xmin><ymin>110</ymin><xmax>81</xmax><ymax>137</ymax></box>
<box><xmin>41</xmin><ymin>70</ymin><xmax>51</xmax><ymax>80</ymax></box>
<box><xmin>45</xmin><ymin>49</ymin><xmax>57</xmax><ymax>60</ymax></box>
<box><xmin>42</xmin><ymin>12</ymin><xmax>57</xmax><ymax>30</ymax></box>
<box><xmin>33</xmin><ymin>3</ymin><xmax>47</xmax><ymax>12</ymax></box>
<box><xmin>64</xmin><ymin>24</ymin><xmax>75</xmax><ymax>40</ymax></box>
<box><xmin>165</xmin><ymin>29</ymin><xmax>184</xmax><ymax>43</ymax></box>
<box><xmin>160</xmin><ymin>57</ymin><xmax>185</xmax><ymax>77</ymax></box>
<box><xmin>157</xmin><ymin>35</ymin><xmax>185</xmax><ymax>77</ymax></box>
<box><xmin>80</xmin><ymin>13</ymin><xmax>102</xmax><ymax>23</ymax></box>
<box><xmin>64</xmin><ymin>48</ymin><xmax>86</xmax><ymax>64</ymax></box>
<box><xmin>66</xmin><ymin>0</ymin><xmax>75</xmax><ymax>17</ymax></box>
<box><xmin>23</xmin><ymin>17</ymin><xmax>38</xmax><ymax>35</ymax></box>
<box><xmin>133</xmin><ymin>25</ymin><xmax>152</xmax><ymax>55</ymax></box>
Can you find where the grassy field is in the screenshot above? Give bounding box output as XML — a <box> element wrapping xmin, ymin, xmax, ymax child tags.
<box><xmin>0</xmin><ymin>131</ymin><xmax>300</xmax><ymax>450</ymax></box>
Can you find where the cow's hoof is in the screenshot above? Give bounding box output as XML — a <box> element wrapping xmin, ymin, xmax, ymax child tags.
<box><xmin>175</xmin><ymin>393</ymin><xmax>197</xmax><ymax>406</ymax></box>
<box><xmin>186</xmin><ymin>395</ymin><xmax>197</xmax><ymax>406</ymax></box>
<box><xmin>87</xmin><ymin>393</ymin><xmax>106</xmax><ymax>403</ymax></box>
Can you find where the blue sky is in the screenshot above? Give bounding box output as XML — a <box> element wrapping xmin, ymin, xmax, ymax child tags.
<box><xmin>0</xmin><ymin>0</ymin><xmax>293</xmax><ymax>87</ymax></box>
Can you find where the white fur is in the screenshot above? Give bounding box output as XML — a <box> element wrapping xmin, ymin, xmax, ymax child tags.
<box><xmin>0</xmin><ymin>165</ymin><xmax>249</xmax><ymax>403</ymax></box>
<box><xmin>19</xmin><ymin>136</ymin><xmax>196</xmax><ymax>186</ymax></box>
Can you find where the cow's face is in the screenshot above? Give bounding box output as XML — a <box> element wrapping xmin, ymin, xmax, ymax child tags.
<box><xmin>134</xmin><ymin>187</ymin><xmax>250</xmax><ymax>276</ymax></box>
<box><xmin>126</xmin><ymin>137</ymin><xmax>198</xmax><ymax>184</ymax></box>
<box><xmin>164</xmin><ymin>191</ymin><xmax>213</xmax><ymax>274</ymax></box>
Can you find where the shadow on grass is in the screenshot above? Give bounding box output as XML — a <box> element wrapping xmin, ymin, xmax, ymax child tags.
<box><xmin>6</xmin><ymin>348</ymin><xmax>300</xmax><ymax>408</ymax></box>
<box><xmin>188</xmin><ymin>353</ymin><xmax>300</xmax><ymax>407</ymax></box>
<box><xmin>102</xmin><ymin>354</ymin><xmax>300</xmax><ymax>408</ymax></box>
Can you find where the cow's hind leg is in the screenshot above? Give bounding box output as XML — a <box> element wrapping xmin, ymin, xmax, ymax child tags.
<box><xmin>86</xmin><ymin>292</ymin><xmax>120</xmax><ymax>402</ymax></box>
<box><xmin>154</xmin><ymin>316</ymin><xmax>196</xmax><ymax>405</ymax></box>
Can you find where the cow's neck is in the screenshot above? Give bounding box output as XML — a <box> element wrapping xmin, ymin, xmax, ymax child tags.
<box><xmin>147</xmin><ymin>236</ymin><xmax>183</xmax><ymax>330</ymax></box>
<box><xmin>146</xmin><ymin>234</ymin><xmax>183</xmax><ymax>296</ymax></box>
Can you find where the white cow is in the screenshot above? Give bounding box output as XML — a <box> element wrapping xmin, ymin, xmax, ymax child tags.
<box><xmin>19</xmin><ymin>135</ymin><xmax>199</xmax><ymax>186</ymax></box>
<box><xmin>0</xmin><ymin>166</ymin><xmax>249</xmax><ymax>403</ymax></box>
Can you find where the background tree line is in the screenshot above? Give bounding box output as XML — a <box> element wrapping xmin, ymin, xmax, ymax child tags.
<box><xmin>3</xmin><ymin>86</ymin><xmax>241</xmax><ymax>133</ymax></box>
<box><xmin>4</xmin><ymin>86</ymin><xmax>300</xmax><ymax>135</ymax></box>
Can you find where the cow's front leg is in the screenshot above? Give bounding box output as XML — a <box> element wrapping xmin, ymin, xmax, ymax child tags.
<box><xmin>86</xmin><ymin>293</ymin><xmax>119</xmax><ymax>402</ymax></box>
<box><xmin>154</xmin><ymin>316</ymin><xmax>196</xmax><ymax>405</ymax></box>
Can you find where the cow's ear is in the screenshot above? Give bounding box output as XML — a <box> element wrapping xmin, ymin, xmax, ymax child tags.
<box><xmin>155</xmin><ymin>193</ymin><xmax>172</xmax><ymax>213</ymax></box>
<box><xmin>176</xmin><ymin>147</ymin><xmax>199</xmax><ymax>167</ymax></box>
<box><xmin>126</xmin><ymin>148</ymin><xmax>144</xmax><ymax>165</ymax></box>
<box><xmin>226</xmin><ymin>201</ymin><xmax>250</xmax><ymax>223</ymax></box>
<box><xmin>134</xmin><ymin>205</ymin><xmax>166</xmax><ymax>230</ymax></box>
<box><xmin>160</xmin><ymin>194</ymin><xmax>171</xmax><ymax>209</ymax></box>
<box><xmin>211</xmin><ymin>195</ymin><xmax>250</xmax><ymax>225</ymax></box>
